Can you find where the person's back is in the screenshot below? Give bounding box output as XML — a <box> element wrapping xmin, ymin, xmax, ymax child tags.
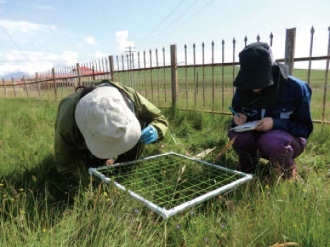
<box><xmin>54</xmin><ymin>79</ymin><xmax>169</xmax><ymax>177</ymax></box>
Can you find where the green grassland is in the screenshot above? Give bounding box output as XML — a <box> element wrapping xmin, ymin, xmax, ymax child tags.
<box><xmin>1</xmin><ymin>97</ymin><xmax>330</xmax><ymax>246</ymax></box>
<box><xmin>1</xmin><ymin>66</ymin><xmax>329</xmax><ymax>122</ymax></box>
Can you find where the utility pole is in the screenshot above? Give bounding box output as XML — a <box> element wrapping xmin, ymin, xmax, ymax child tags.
<box><xmin>125</xmin><ymin>46</ymin><xmax>136</xmax><ymax>87</ymax></box>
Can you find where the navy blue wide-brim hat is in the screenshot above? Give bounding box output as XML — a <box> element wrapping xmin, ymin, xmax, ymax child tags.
<box><xmin>233</xmin><ymin>42</ymin><xmax>274</xmax><ymax>90</ymax></box>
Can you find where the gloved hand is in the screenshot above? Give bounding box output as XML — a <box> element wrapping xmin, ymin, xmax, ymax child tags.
<box><xmin>140</xmin><ymin>125</ymin><xmax>158</xmax><ymax>144</ymax></box>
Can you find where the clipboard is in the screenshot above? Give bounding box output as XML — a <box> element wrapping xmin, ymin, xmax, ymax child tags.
<box><xmin>230</xmin><ymin>120</ymin><xmax>260</xmax><ymax>132</ymax></box>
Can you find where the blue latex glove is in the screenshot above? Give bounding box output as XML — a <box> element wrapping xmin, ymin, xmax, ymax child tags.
<box><xmin>140</xmin><ymin>125</ymin><xmax>158</xmax><ymax>144</ymax></box>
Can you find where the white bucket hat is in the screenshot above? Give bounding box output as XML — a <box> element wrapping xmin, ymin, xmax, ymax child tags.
<box><xmin>75</xmin><ymin>86</ymin><xmax>141</xmax><ymax>159</ymax></box>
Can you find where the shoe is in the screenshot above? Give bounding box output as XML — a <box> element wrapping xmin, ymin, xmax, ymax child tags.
<box><xmin>283</xmin><ymin>165</ymin><xmax>297</xmax><ymax>181</ymax></box>
<box><xmin>271</xmin><ymin>162</ymin><xmax>297</xmax><ymax>181</ymax></box>
<box><xmin>237</xmin><ymin>153</ymin><xmax>258</xmax><ymax>174</ymax></box>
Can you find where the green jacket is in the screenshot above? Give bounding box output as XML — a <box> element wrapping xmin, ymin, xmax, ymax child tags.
<box><xmin>54</xmin><ymin>79</ymin><xmax>169</xmax><ymax>173</ymax></box>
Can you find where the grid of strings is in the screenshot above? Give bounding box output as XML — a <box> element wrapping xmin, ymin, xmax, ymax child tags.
<box><xmin>100</xmin><ymin>154</ymin><xmax>242</xmax><ymax>209</ymax></box>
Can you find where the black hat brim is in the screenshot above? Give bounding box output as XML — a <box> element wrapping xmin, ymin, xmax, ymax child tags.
<box><xmin>233</xmin><ymin>66</ymin><xmax>274</xmax><ymax>90</ymax></box>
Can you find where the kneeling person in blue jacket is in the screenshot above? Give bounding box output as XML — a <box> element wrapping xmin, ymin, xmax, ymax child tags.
<box><xmin>228</xmin><ymin>42</ymin><xmax>313</xmax><ymax>179</ymax></box>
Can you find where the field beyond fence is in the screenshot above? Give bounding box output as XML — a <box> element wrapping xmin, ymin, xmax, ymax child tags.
<box><xmin>1</xmin><ymin>27</ymin><xmax>329</xmax><ymax>123</ymax></box>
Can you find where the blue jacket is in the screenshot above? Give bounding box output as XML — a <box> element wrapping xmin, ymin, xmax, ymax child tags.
<box><xmin>232</xmin><ymin>75</ymin><xmax>313</xmax><ymax>138</ymax></box>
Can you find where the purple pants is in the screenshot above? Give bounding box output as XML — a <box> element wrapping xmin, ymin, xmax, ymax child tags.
<box><xmin>227</xmin><ymin>130</ymin><xmax>307</xmax><ymax>172</ymax></box>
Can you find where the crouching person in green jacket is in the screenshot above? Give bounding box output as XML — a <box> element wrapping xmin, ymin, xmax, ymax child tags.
<box><xmin>54</xmin><ymin>79</ymin><xmax>169</xmax><ymax>188</ymax></box>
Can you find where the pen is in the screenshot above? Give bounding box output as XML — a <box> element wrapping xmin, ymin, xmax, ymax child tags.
<box><xmin>228</xmin><ymin>106</ymin><xmax>240</xmax><ymax>118</ymax></box>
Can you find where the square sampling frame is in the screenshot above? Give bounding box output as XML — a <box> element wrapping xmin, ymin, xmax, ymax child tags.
<box><xmin>89</xmin><ymin>152</ymin><xmax>253</xmax><ymax>220</ymax></box>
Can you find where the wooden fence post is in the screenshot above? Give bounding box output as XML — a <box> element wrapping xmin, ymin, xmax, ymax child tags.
<box><xmin>12</xmin><ymin>78</ymin><xmax>17</xmax><ymax>97</ymax></box>
<box><xmin>23</xmin><ymin>76</ymin><xmax>29</xmax><ymax>98</ymax></box>
<box><xmin>76</xmin><ymin>63</ymin><xmax>81</xmax><ymax>87</ymax></box>
<box><xmin>109</xmin><ymin>55</ymin><xmax>115</xmax><ymax>81</ymax></box>
<box><xmin>322</xmin><ymin>26</ymin><xmax>330</xmax><ymax>121</ymax></box>
<box><xmin>307</xmin><ymin>27</ymin><xmax>315</xmax><ymax>85</ymax></box>
<box><xmin>52</xmin><ymin>68</ymin><xmax>57</xmax><ymax>99</ymax></box>
<box><xmin>92</xmin><ymin>66</ymin><xmax>95</xmax><ymax>80</ymax></box>
<box><xmin>170</xmin><ymin>44</ymin><xmax>178</xmax><ymax>114</ymax></box>
<box><xmin>149</xmin><ymin>49</ymin><xmax>153</xmax><ymax>100</ymax></box>
<box><xmin>284</xmin><ymin>28</ymin><xmax>296</xmax><ymax>75</ymax></box>
<box><xmin>2</xmin><ymin>78</ymin><xmax>7</xmax><ymax>97</ymax></box>
<box><xmin>36</xmin><ymin>72</ymin><xmax>40</xmax><ymax>99</ymax></box>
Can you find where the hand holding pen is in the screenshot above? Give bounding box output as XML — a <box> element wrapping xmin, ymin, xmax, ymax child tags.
<box><xmin>228</xmin><ymin>106</ymin><xmax>247</xmax><ymax>126</ymax></box>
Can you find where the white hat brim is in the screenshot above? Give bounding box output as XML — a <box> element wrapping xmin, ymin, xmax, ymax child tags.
<box><xmin>75</xmin><ymin>86</ymin><xmax>141</xmax><ymax>159</ymax></box>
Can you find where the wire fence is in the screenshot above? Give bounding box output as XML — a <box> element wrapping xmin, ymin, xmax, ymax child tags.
<box><xmin>1</xmin><ymin>27</ymin><xmax>329</xmax><ymax>124</ymax></box>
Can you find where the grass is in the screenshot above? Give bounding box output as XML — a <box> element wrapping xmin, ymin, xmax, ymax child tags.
<box><xmin>1</xmin><ymin>98</ymin><xmax>330</xmax><ymax>246</ymax></box>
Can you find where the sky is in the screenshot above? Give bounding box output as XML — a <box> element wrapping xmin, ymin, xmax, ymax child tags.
<box><xmin>0</xmin><ymin>0</ymin><xmax>329</xmax><ymax>77</ymax></box>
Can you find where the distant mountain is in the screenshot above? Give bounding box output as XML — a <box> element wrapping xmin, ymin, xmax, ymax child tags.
<box><xmin>2</xmin><ymin>71</ymin><xmax>29</xmax><ymax>79</ymax></box>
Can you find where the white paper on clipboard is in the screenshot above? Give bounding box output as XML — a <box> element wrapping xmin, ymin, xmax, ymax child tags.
<box><xmin>230</xmin><ymin>120</ymin><xmax>260</xmax><ymax>132</ymax></box>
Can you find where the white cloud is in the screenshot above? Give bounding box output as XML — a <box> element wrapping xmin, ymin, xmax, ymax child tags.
<box><xmin>94</xmin><ymin>51</ymin><xmax>106</xmax><ymax>58</ymax></box>
<box><xmin>34</xmin><ymin>39</ymin><xmax>44</xmax><ymax>45</ymax></box>
<box><xmin>115</xmin><ymin>30</ymin><xmax>135</xmax><ymax>53</ymax></box>
<box><xmin>0</xmin><ymin>19</ymin><xmax>58</xmax><ymax>33</ymax></box>
<box><xmin>60</xmin><ymin>50</ymin><xmax>78</xmax><ymax>65</ymax></box>
<box><xmin>31</xmin><ymin>4</ymin><xmax>56</xmax><ymax>11</ymax></box>
<box><xmin>85</xmin><ymin>36</ymin><xmax>96</xmax><ymax>45</ymax></box>
<box><xmin>0</xmin><ymin>50</ymin><xmax>78</xmax><ymax>76</ymax></box>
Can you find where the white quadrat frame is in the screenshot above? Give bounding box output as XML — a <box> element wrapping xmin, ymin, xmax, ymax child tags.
<box><xmin>88</xmin><ymin>152</ymin><xmax>253</xmax><ymax>220</ymax></box>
